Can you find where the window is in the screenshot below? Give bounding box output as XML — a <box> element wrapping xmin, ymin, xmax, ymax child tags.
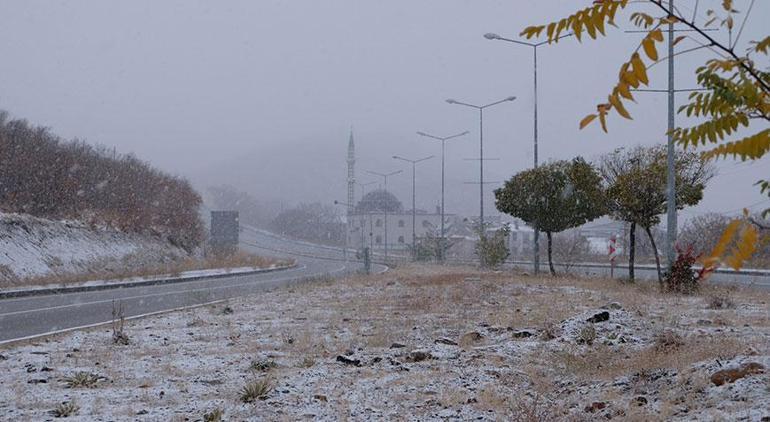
<box><xmin>375</xmin><ymin>235</ymin><xmax>382</xmax><ymax>244</ymax></box>
<box><xmin>398</xmin><ymin>236</ymin><xmax>404</xmax><ymax>243</ymax></box>
<box><xmin>398</xmin><ymin>220</ymin><xmax>405</xmax><ymax>227</ymax></box>
<box><xmin>375</xmin><ymin>219</ymin><xmax>382</xmax><ymax>227</ymax></box>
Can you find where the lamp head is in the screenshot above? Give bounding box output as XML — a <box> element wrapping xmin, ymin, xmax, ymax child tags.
<box><xmin>484</xmin><ymin>33</ymin><xmax>500</xmax><ymax>40</ymax></box>
<box><xmin>505</xmin><ymin>96</ymin><xmax>517</xmax><ymax>102</ymax></box>
<box><xmin>446</xmin><ymin>99</ymin><xmax>457</xmax><ymax>104</ymax></box>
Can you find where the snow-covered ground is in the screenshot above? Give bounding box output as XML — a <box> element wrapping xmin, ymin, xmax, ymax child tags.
<box><xmin>1</xmin><ymin>266</ymin><xmax>768</xmax><ymax>420</ymax></box>
<box><xmin>0</xmin><ymin>212</ymin><xmax>189</xmax><ymax>284</ymax></box>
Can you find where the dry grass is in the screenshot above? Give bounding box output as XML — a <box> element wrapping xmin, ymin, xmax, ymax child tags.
<box><xmin>3</xmin><ymin>263</ymin><xmax>769</xmax><ymax>420</ymax></box>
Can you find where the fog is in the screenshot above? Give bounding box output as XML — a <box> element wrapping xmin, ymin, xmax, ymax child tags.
<box><xmin>1</xmin><ymin>0</ymin><xmax>767</xmax><ymax>220</ymax></box>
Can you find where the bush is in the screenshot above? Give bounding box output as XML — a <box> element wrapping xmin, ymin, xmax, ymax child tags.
<box><xmin>240</xmin><ymin>378</ymin><xmax>273</xmax><ymax>403</ymax></box>
<box><xmin>0</xmin><ymin>111</ymin><xmax>203</xmax><ymax>251</ymax></box>
<box><xmin>475</xmin><ymin>226</ymin><xmax>510</xmax><ymax>269</ymax></box>
<box><xmin>663</xmin><ymin>245</ymin><xmax>710</xmax><ymax>294</ymax></box>
<box><xmin>50</xmin><ymin>401</ymin><xmax>79</xmax><ymax>418</ymax></box>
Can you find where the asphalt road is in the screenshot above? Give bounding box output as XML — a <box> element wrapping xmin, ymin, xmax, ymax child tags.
<box><xmin>0</xmin><ymin>230</ymin><xmax>372</xmax><ymax>344</ymax></box>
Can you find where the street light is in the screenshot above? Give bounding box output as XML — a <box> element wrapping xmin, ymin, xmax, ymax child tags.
<box><xmin>393</xmin><ymin>155</ymin><xmax>434</xmax><ymax>260</ymax></box>
<box><xmin>416</xmin><ymin>130</ymin><xmax>468</xmax><ymax>261</ymax></box>
<box><xmin>445</xmin><ymin>95</ymin><xmax>516</xmax><ymax>238</ymax></box>
<box><xmin>483</xmin><ymin>31</ymin><xmax>571</xmax><ymax>275</ymax></box>
<box><xmin>365</xmin><ymin>169</ymin><xmax>403</xmax><ymax>262</ymax></box>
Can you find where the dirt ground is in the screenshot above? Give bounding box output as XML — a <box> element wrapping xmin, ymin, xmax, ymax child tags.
<box><xmin>1</xmin><ymin>265</ymin><xmax>768</xmax><ymax>421</ymax></box>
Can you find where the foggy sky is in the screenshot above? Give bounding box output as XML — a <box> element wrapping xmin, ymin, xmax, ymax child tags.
<box><xmin>1</xmin><ymin>1</ymin><xmax>767</xmax><ymax>221</ymax></box>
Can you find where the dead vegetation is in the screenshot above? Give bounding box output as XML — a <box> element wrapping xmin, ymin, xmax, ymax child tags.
<box><xmin>2</xmin><ymin>264</ymin><xmax>769</xmax><ymax>420</ymax></box>
<box><xmin>7</xmin><ymin>251</ymin><xmax>291</xmax><ymax>288</ymax></box>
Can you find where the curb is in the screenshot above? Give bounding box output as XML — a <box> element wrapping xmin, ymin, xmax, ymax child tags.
<box><xmin>0</xmin><ymin>264</ymin><xmax>298</xmax><ymax>300</ymax></box>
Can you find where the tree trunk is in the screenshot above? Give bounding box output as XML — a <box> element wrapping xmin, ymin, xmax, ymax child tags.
<box><xmin>547</xmin><ymin>231</ymin><xmax>556</xmax><ymax>276</ymax></box>
<box><xmin>628</xmin><ymin>222</ymin><xmax>636</xmax><ymax>282</ymax></box>
<box><xmin>644</xmin><ymin>225</ymin><xmax>663</xmax><ymax>287</ymax></box>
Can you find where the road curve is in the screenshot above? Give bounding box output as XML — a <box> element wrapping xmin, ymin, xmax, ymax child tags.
<box><xmin>0</xmin><ymin>230</ymin><xmax>372</xmax><ymax>344</ymax></box>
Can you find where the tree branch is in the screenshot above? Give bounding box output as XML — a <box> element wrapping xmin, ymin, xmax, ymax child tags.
<box><xmin>646</xmin><ymin>0</ymin><xmax>770</xmax><ymax>94</ymax></box>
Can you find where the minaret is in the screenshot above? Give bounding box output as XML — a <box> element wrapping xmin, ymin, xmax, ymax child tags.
<box><xmin>347</xmin><ymin>129</ymin><xmax>355</xmax><ymax>214</ymax></box>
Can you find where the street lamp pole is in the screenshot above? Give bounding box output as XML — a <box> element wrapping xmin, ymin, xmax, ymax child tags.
<box><xmin>446</xmin><ymin>96</ymin><xmax>516</xmax><ymax>238</ymax></box>
<box><xmin>393</xmin><ymin>155</ymin><xmax>434</xmax><ymax>260</ymax></box>
<box><xmin>417</xmin><ymin>130</ymin><xmax>468</xmax><ymax>261</ymax></box>
<box><xmin>484</xmin><ymin>32</ymin><xmax>571</xmax><ymax>275</ymax></box>
<box><xmin>365</xmin><ymin>169</ymin><xmax>403</xmax><ymax>262</ymax></box>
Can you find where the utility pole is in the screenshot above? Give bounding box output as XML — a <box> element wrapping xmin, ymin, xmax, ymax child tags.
<box><xmin>665</xmin><ymin>0</ymin><xmax>677</xmax><ymax>268</ymax></box>
<box><xmin>446</xmin><ymin>96</ymin><xmax>516</xmax><ymax>245</ymax></box>
<box><xmin>417</xmin><ymin>130</ymin><xmax>468</xmax><ymax>261</ymax></box>
<box><xmin>483</xmin><ymin>32</ymin><xmax>570</xmax><ymax>274</ymax></box>
<box><xmin>393</xmin><ymin>155</ymin><xmax>434</xmax><ymax>260</ymax></box>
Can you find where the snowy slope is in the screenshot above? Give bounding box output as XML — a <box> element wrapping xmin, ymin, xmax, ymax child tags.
<box><xmin>0</xmin><ymin>212</ymin><xmax>189</xmax><ymax>283</ymax></box>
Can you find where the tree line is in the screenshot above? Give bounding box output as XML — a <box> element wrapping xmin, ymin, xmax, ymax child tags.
<box><xmin>0</xmin><ymin>110</ymin><xmax>203</xmax><ymax>251</ymax></box>
<box><xmin>495</xmin><ymin>145</ymin><xmax>715</xmax><ymax>281</ymax></box>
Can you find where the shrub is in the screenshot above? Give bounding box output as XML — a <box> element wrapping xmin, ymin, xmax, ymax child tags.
<box><xmin>51</xmin><ymin>401</ymin><xmax>79</xmax><ymax>418</ymax></box>
<box><xmin>62</xmin><ymin>372</ymin><xmax>101</xmax><ymax>388</ymax></box>
<box><xmin>475</xmin><ymin>226</ymin><xmax>510</xmax><ymax>269</ymax></box>
<box><xmin>706</xmin><ymin>290</ymin><xmax>735</xmax><ymax>309</ymax></box>
<box><xmin>112</xmin><ymin>301</ymin><xmax>129</xmax><ymax>346</ymax></box>
<box><xmin>203</xmin><ymin>408</ymin><xmax>224</xmax><ymax>422</ymax></box>
<box><xmin>249</xmin><ymin>359</ymin><xmax>277</xmax><ymax>372</ymax></box>
<box><xmin>577</xmin><ymin>324</ymin><xmax>597</xmax><ymax>345</ymax></box>
<box><xmin>0</xmin><ymin>111</ymin><xmax>203</xmax><ymax>251</ymax></box>
<box><xmin>663</xmin><ymin>245</ymin><xmax>710</xmax><ymax>294</ymax></box>
<box><xmin>240</xmin><ymin>378</ymin><xmax>273</xmax><ymax>403</ymax></box>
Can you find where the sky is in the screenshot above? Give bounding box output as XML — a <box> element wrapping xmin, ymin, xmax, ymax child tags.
<box><xmin>0</xmin><ymin>0</ymin><xmax>767</xmax><ymax>221</ymax></box>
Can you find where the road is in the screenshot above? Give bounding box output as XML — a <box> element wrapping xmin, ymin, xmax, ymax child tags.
<box><xmin>0</xmin><ymin>230</ymin><xmax>372</xmax><ymax>344</ymax></box>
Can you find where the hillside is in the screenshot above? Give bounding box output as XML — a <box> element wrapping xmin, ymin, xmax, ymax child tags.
<box><xmin>0</xmin><ymin>212</ymin><xmax>189</xmax><ymax>285</ymax></box>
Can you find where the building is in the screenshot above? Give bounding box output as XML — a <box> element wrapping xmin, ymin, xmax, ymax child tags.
<box><xmin>346</xmin><ymin>189</ymin><xmax>442</xmax><ymax>252</ymax></box>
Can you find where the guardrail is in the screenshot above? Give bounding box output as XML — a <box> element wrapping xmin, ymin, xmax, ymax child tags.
<box><xmin>239</xmin><ymin>226</ymin><xmax>770</xmax><ymax>280</ymax></box>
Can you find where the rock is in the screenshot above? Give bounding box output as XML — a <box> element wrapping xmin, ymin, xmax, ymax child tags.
<box><xmin>27</xmin><ymin>378</ymin><xmax>47</xmax><ymax>384</ymax></box>
<box><xmin>696</xmin><ymin>319</ymin><xmax>713</xmax><ymax>326</ymax></box>
<box><xmin>435</xmin><ymin>338</ymin><xmax>458</xmax><ymax>346</ymax></box>
<box><xmin>390</xmin><ymin>342</ymin><xmax>407</xmax><ymax>349</ymax></box>
<box><xmin>313</xmin><ymin>394</ymin><xmax>328</xmax><ymax>402</ymax></box>
<box><xmin>405</xmin><ymin>350</ymin><xmax>432</xmax><ymax>363</ymax></box>
<box><xmin>336</xmin><ymin>355</ymin><xmax>361</xmax><ymax>367</ymax></box>
<box><xmin>40</xmin><ymin>366</ymin><xmax>53</xmax><ymax>372</ymax></box>
<box><xmin>584</xmin><ymin>401</ymin><xmax>607</xmax><ymax>413</ymax></box>
<box><xmin>632</xmin><ymin>396</ymin><xmax>648</xmax><ymax>406</ymax></box>
<box><xmin>0</xmin><ymin>354</ymin><xmax>7</xmax><ymax>360</ymax></box>
<box><xmin>371</xmin><ymin>357</ymin><xmax>382</xmax><ymax>364</ymax></box>
<box><xmin>587</xmin><ymin>311</ymin><xmax>610</xmax><ymax>323</ymax></box>
<box><xmin>607</xmin><ymin>302</ymin><xmax>623</xmax><ymax>310</ymax></box>
<box><xmin>711</xmin><ymin>362</ymin><xmax>765</xmax><ymax>386</ymax></box>
<box><xmin>137</xmin><ymin>409</ymin><xmax>148</xmax><ymax>415</ymax></box>
<box><xmin>512</xmin><ymin>330</ymin><xmax>535</xmax><ymax>339</ymax></box>
<box><xmin>459</xmin><ymin>331</ymin><xmax>484</xmax><ymax>345</ymax></box>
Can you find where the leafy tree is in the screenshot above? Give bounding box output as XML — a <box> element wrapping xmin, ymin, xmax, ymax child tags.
<box><xmin>495</xmin><ymin>158</ymin><xmax>607</xmax><ymax>275</ymax></box>
<box><xmin>522</xmin><ymin>0</ymin><xmax>768</xmax><ymax>269</ymax></box>
<box><xmin>475</xmin><ymin>226</ymin><xmax>510</xmax><ymax>270</ymax></box>
<box><xmin>600</xmin><ymin>146</ymin><xmax>714</xmax><ymax>282</ymax></box>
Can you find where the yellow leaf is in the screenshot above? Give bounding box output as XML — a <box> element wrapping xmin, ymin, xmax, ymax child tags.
<box><xmin>608</xmin><ymin>94</ymin><xmax>632</xmax><ymax>119</ymax></box>
<box><xmin>673</xmin><ymin>35</ymin><xmax>686</xmax><ymax>46</ymax></box>
<box><xmin>649</xmin><ymin>29</ymin><xmax>664</xmax><ymax>42</ymax></box>
<box><xmin>642</xmin><ymin>38</ymin><xmax>659</xmax><ymax>61</ymax></box>
<box><xmin>579</xmin><ymin>114</ymin><xmax>598</xmax><ymax>129</ymax></box>
<box><xmin>630</xmin><ymin>54</ymin><xmax>649</xmax><ymax>85</ymax></box>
